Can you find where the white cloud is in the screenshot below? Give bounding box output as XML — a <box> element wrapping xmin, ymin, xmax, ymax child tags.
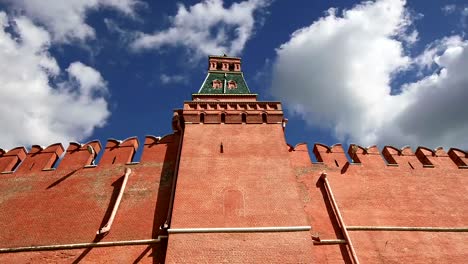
<box><xmin>2</xmin><ymin>0</ymin><xmax>142</xmax><ymax>43</ymax></box>
<box><xmin>160</xmin><ymin>74</ymin><xmax>188</xmax><ymax>84</ymax></box>
<box><xmin>413</xmin><ymin>35</ymin><xmax>463</xmax><ymax>70</ymax></box>
<box><xmin>442</xmin><ymin>4</ymin><xmax>456</xmax><ymax>15</ymax></box>
<box><xmin>131</xmin><ymin>0</ymin><xmax>269</xmax><ymax>59</ymax></box>
<box><xmin>66</xmin><ymin>62</ymin><xmax>108</xmax><ymax>96</ymax></box>
<box><xmin>271</xmin><ymin>0</ymin><xmax>468</xmax><ymax>149</ymax></box>
<box><xmin>0</xmin><ymin>12</ymin><xmax>110</xmax><ymax>149</ymax></box>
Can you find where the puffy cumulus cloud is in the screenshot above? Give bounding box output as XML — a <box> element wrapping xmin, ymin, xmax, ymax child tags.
<box><xmin>0</xmin><ymin>12</ymin><xmax>110</xmax><ymax>149</ymax></box>
<box><xmin>382</xmin><ymin>38</ymin><xmax>468</xmax><ymax>148</ymax></box>
<box><xmin>271</xmin><ymin>0</ymin><xmax>468</xmax><ymax>149</ymax></box>
<box><xmin>2</xmin><ymin>0</ymin><xmax>142</xmax><ymax>43</ymax></box>
<box><xmin>131</xmin><ymin>0</ymin><xmax>269</xmax><ymax>59</ymax></box>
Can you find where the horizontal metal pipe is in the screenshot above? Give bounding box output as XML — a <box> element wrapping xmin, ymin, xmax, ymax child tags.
<box><xmin>313</xmin><ymin>239</ymin><xmax>347</xmax><ymax>245</ymax></box>
<box><xmin>0</xmin><ymin>237</ymin><xmax>168</xmax><ymax>253</ymax></box>
<box><xmin>347</xmin><ymin>226</ymin><xmax>468</xmax><ymax>232</ymax></box>
<box><xmin>168</xmin><ymin>226</ymin><xmax>311</xmax><ymax>234</ymax></box>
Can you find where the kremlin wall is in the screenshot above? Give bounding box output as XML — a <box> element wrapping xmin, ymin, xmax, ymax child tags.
<box><xmin>0</xmin><ymin>55</ymin><xmax>468</xmax><ymax>263</ymax></box>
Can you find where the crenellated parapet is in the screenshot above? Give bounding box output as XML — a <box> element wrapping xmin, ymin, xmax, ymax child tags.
<box><xmin>8</xmin><ymin>138</ymin><xmax>459</xmax><ymax>175</ymax></box>
<box><xmin>0</xmin><ymin>147</ymin><xmax>27</xmax><ymax>173</ymax></box>
<box><xmin>415</xmin><ymin>146</ymin><xmax>459</xmax><ymax>169</ymax></box>
<box><xmin>14</xmin><ymin>144</ymin><xmax>64</xmax><ymax>174</ymax></box>
<box><xmin>292</xmin><ymin>142</ymin><xmax>468</xmax><ymax>173</ymax></box>
<box><xmin>347</xmin><ymin>144</ymin><xmax>386</xmax><ymax>169</ymax></box>
<box><xmin>58</xmin><ymin>140</ymin><xmax>102</xmax><ymax>170</ymax></box>
<box><xmin>448</xmin><ymin>148</ymin><xmax>468</xmax><ymax>167</ymax></box>
<box><xmin>288</xmin><ymin>143</ymin><xmax>313</xmax><ymax>168</ymax></box>
<box><xmin>99</xmin><ymin>137</ymin><xmax>139</xmax><ymax>166</ymax></box>
<box><xmin>0</xmin><ymin>134</ymin><xmax>180</xmax><ymax>174</ymax></box>
<box><xmin>313</xmin><ymin>143</ymin><xmax>348</xmax><ymax>168</ymax></box>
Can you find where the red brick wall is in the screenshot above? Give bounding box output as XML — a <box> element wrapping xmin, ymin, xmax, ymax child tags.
<box><xmin>2</xmin><ymin>119</ymin><xmax>468</xmax><ymax>263</ymax></box>
<box><xmin>290</xmin><ymin>143</ymin><xmax>468</xmax><ymax>263</ymax></box>
<box><xmin>0</xmin><ymin>135</ymin><xmax>180</xmax><ymax>263</ymax></box>
<box><xmin>166</xmin><ymin>123</ymin><xmax>313</xmax><ymax>262</ymax></box>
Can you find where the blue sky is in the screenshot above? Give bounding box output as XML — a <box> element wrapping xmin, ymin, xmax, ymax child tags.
<box><xmin>0</xmin><ymin>0</ymin><xmax>468</xmax><ymax>156</ymax></box>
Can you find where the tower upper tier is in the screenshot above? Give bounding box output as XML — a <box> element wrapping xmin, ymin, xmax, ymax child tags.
<box><xmin>183</xmin><ymin>55</ymin><xmax>283</xmax><ymax>124</ymax></box>
<box><xmin>194</xmin><ymin>55</ymin><xmax>255</xmax><ymax>100</ymax></box>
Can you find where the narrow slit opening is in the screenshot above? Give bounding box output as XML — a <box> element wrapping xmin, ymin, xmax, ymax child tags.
<box><xmin>200</xmin><ymin>113</ymin><xmax>205</xmax><ymax>124</ymax></box>
<box><xmin>221</xmin><ymin>113</ymin><xmax>226</xmax><ymax>124</ymax></box>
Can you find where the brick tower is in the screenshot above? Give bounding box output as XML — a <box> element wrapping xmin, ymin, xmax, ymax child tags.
<box><xmin>165</xmin><ymin>55</ymin><xmax>313</xmax><ymax>262</ymax></box>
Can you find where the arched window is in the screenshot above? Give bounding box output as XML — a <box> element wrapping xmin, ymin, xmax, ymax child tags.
<box><xmin>212</xmin><ymin>79</ymin><xmax>222</xmax><ymax>89</ymax></box>
<box><xmin>200</xmin><ymin>113</ymin><xmax>205</xmax><ymax>123</ymax></box>
<box><xmin>227</xmin><ymin>80</ymin><xmax>237</xmax><ymax>89</ymax></box>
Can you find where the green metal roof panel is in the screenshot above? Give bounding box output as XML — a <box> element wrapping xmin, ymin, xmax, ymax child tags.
<box><xmin>199</xmin><ymin>72</ymin><xmax>224</xmax><ymax>94</ymax></box>
<box><xmin>227</xmin><ymin>73</ymin><xmax>250</xmax><ymax>94</ymax></box>
<box><xmin>197</xmin><ymin>72</ymin><xmax>251</xmax><ymax>94</ymax></box>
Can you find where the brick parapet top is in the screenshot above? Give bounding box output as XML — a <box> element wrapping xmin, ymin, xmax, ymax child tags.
<box><xmin>0</xmin><ymin>134</ymin><xmax>179</xmax><ymax>174</ymax></box>
<box><xmin>307</xmin><ymin>142</ymin><xmax>468</xmax><ymax>172</ymax></box>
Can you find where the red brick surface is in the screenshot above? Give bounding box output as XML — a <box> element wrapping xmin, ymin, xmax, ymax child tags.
<box><xmin>171</xmin><ymin>124</ymin><xmax>308</xmax><ymax>228</ymax></box>
<box><xmin>0</xmin><ymin>244</ymin><xmax>165</xmax><ymax>264</ymax></box>
<box><xmin>291</xmin><ymin>143</ymin><xmax>468</xmax><ymax>263</ymax></box>
<box><xmin>0</xmin><ymin>135</ymin><xmax>179</xmax><ymax>263</ymax></box>
<box><xmin>0</xmin><ymin>245</ymin><xmax>165</xmax><ymax>263</ymax></box>
<box><xmin>166</xmin><ymin>123</ymin><xmax>312</xmax><ymax>262</ymax></box>
<box><xmin>166</xmin><ymin>233</ymin><xmax>313</xmax><ymax>263</ymax></box>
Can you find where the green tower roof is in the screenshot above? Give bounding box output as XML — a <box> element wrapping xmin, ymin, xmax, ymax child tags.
<box><xmin>197</xmin><ymin>72</ymin><xmax>252</xmax><ymax>94</ymax></box>
<box><xmin>195</xmin><ymin>55</ymin><xmax>253</xmax><ymax>95</ymax></box>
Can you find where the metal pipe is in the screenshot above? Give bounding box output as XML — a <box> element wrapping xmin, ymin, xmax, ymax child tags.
<box><xmin>168</xmin><ymin>226</ymin><xmax>311</xmax><ymax>234</ymax></box>
<box><xmin>313</xmin><ymin>239</ymin><xmax>347</xmax><ymax>245</ymax></box>
<box><xmin>0</xmin><ymin>236</ymin><xmax>168</xmax><ymax>253</ymax></box>
<box><xmin>97</xmin><ymin>167</ymin><xmax>132</xmax><ymax>235</ymax></box>
<box><xmin>320</xmin><ymin>172</ymin><xmax>360</xmax><ymax>264</ymax></box>
<box><xmin>347</xmin><ymin>226</ymin><xmax>468</xmax><ymax>232</ymax></box>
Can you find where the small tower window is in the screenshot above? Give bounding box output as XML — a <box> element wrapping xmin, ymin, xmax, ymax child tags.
<box><xmin>262</xmin><ymin>113</ymin><xmax>267</xmax><ymax>123</ymax></box>
<box><xmin>209</xmin><ymin>62</ymin><xmax>217</xmax><ymax>70</ymax></box>
<box><xmin>227</xmin><ymin>80</ymin><xmax>237</xmax><ymax>89</ymax></box>
<box><xmin>221</xmin><ymin>113</ymin><xmax>226</xmax><ymax>123</ymax></box>
<box><xmin>241</xmin><ymin>113</ymin><xmax>247</xmax><ymax>124</ymax></box>
<box><xmin>200</xmin><ymin>113</ymin><xmax>205</xmax><ymax>123</ymax></box>
<box><xmin>212</xmin><ymin>79</ymin><xmax>222</xmax><ymax>89</ymax></box>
